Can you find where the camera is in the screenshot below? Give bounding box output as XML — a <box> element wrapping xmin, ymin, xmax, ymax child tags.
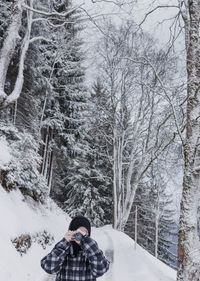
<box><xmin>73</xmin><ymin>232</ymin><xmax>83</xmax><ymax>242</ymax></box>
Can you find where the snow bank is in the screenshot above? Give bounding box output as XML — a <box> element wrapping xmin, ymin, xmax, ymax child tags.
<box><xmin>0</xmin><ymin>186</ymin><xmax>70</xmax><ymax>281</ymax></box>
<box><xmin>0</xmin><ymin>186</ymin><xmax>176</xmax><ymax>281</ymax></box>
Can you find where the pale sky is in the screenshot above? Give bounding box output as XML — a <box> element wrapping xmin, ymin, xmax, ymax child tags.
<box><xmin>78</xmin><ymin>0</ymin><xmax>182</xmax><ymax>45</ymax></box>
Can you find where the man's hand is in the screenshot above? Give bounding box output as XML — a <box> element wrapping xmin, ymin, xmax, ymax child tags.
<box><xmin>76</xmin><ymin>227</ymin><xmax>88</xmax><ymax>236</ymax></box>
<box><xmin>64</xmin><ymin>227</ymin><xmax>88</xmax><ymax>244</ymax></box>
<box><xmin>73</xmin><ymin>227</ymin><xmax>89</xmax><ymax>245</ymax></box>
<box><xmin>64</xmin><ymin>230</ymin><xmax>75</xmax><ymax>242</ymax></box>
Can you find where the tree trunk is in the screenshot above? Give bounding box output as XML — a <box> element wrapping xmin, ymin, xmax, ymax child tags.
<box><xmin>0</xmin><ymin>0</ymin><xmax>33</xmax><ymax>107</ymax></box>
<box><xmin>177</xmin><ymin>1</ymin><xmax>200</xmax><ymax>280</ymax></box>
<box><xmin>0</xmin><ymin>0</ymin><xmax>23</xmax><ymax>103</ymax></box>
<box><xmin>113</xmin><ymin>120</ymin><xmax>118</xmax><ymax>229</ymax></box>
<box><xmin>41</xmin><ymin>127</ymin><xmax>49</xmax><ymax>176</ymax></box>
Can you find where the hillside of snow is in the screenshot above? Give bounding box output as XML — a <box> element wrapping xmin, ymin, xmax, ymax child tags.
<box><xmin>0</xmin><ymin>185</ymin><xmax>177</xmax><ymax>281</ymax></box>
<box><xmin>0</xmin><ymin>137</ymin><xmax>176</xmax><ymax>281</ymax></box>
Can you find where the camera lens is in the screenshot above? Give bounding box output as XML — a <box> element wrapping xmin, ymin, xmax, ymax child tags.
<box><xmin>74</xmin><ymin>232</ymin><xmax>83</xmax><ymax>241</ymax></box>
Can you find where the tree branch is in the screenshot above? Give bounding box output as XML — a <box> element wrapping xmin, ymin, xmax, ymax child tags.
<box><xmin>139</xmin><ymin>5</ymin><xmax>179</xmax><ymax>27</ymax></box>
<box><xmin>122</xmin><ymin>56</ymin><xmax>184</xmax><ymax>145</ymax></box>
<box><xmin>22</xmin><ymin>3</ymin><xmax>83</xmax><ymax>17</ymax></box>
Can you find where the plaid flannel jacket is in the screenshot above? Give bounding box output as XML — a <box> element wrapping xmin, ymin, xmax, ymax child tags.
<box><xmin>41</xmin><ymin>236</ymin><xmax>110</xmax><ymax>281</ymax></box>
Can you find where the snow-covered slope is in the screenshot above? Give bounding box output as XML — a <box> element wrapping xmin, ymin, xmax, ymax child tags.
<box><xmin>0</xmin><ymin>185</ymin><xmax>177</xmax><ymax>281</ymax></box>
<box><xmin>0</xmin><ymin>187</ymin><xmax>70</xmax><ymax>281</ymax></box>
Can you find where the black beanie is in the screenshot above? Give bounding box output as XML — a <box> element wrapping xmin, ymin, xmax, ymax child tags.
<box><xmin>68</xmin><ymin>216</ymin><xmax>91</xmax><ymax>236</ymax></box>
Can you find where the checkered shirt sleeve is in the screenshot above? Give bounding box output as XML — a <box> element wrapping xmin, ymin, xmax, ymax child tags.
<box><xmin>81</xmin><ymin>236</ymin><xmax>110</xmax><ymax>278</ymax></box>
<box><xmin>41</xmin><ymin>238</ymin><xmax>70</xmax><ymax>274</ymax></box>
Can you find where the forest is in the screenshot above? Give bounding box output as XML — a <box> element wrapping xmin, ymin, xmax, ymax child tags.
<box><xmin>0</xmin><ymin>1</ymin><xmax>200</xmax><ymax>281</ymax></box>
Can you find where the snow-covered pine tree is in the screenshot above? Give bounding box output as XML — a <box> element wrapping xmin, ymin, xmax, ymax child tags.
<box><xmin>82</xmin><ymin>79</ymin><xmax>113</xmax><ymax>226</ymax></box>
<box><xmin>64</xmin><ymin>80</ymin><xmax>114</xmax><ymax>226</ymax></box>
<box><xmin>32</xmin><ymin>0</ymin><xmax>65</xmax><ymax>187</ymax></box>
<box><xmin>42</xmin><ymin>1</ymin><xmax>100</xmax><ymax>224</ymax></box>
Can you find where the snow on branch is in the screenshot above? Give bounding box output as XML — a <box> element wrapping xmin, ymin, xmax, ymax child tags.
<box><xmin>29</xmin><ymin>36</ymin><xmax>54</xmax><ymax>44</ymax></box>
<box><xmin>4</xmin><ymin>4</ymin><xmax>33</xmax><ymax>107</ymax></box>
<box><xmin>22</xmin><ymin>3</ymin><xmax>83</xmax><ymax>17</ymax></box>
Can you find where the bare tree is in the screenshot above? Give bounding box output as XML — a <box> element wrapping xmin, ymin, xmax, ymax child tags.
<box><xmin>121</xmin><ymin>0</ymin><xmax>200</xmax><ymax>279</ymax></box>
<box><xmin>95</xmin><ymin>21</ymin><xmax>182</xmax><ymax>231</ymax></box>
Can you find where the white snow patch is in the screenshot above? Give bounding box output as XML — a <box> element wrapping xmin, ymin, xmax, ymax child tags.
<box><xmin>0</xmin><ymin>186</ymin><xmax>70</xmax><ymax>281</ymax></box>
<box><xmin>0</xmin><ymin>186</ymin><xmax>177</xmax><ymax>281</ymax></box>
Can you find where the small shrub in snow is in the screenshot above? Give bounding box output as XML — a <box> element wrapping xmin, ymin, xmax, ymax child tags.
<box><xmin>11</xmin><ymin>231</ymin><xmax>54</xmax><ymax>255</ymax></box>
<box><xmin>12</xmin><ymin>234</ymin><xmax>32</xmax><ymax>255</ymax></box>
<box><xmin>32</xmin><ymin>230</ymin><xmax>54</xmax><ymax>249</ymax></box>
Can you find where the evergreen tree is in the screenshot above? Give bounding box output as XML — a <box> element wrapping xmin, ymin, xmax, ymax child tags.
<box><xmin>45</xmin><ymin>2</ymin><xmax>94</xmax><ymax>223</ymax></box>
<box><xmin>63</xmin><ymin>80</ymin><xmax>114</xmax><ymax>226</ymax></box>
<box><xmin>58</xmin><ymin>78</ymin><xmax>113</xmax><ymax>227</ymax></box>
<box><xmin>87</xmin><ymin>80</ymin><xmax>113</xmax><ymax>225</ymax></box>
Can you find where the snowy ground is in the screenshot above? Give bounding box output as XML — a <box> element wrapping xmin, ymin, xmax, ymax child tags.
<box><xmin>0</xmin><ymin>185</ymin><xmax>177</xmax><ymax>281</ymax></box>
<box><xmin>0</xmin><ymin>137</ymin><xmax>176</xmax><ymax>280</ymax></box>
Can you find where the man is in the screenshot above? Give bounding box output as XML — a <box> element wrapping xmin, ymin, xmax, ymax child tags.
<box><xmin>41</xmin><ymin>215</ymin><xmax>110</xmax><ymax>281</ymax></box>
